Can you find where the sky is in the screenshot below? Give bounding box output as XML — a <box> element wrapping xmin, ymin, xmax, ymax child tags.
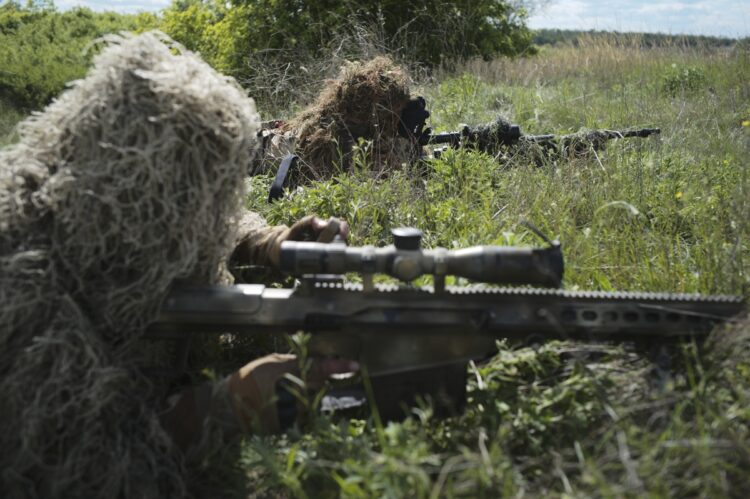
<box><xmin>527</xmin><ymin>0</ymin><xmax>750</xmax><ymax>38</ymax></box>
<box><xmin>53</xmin><ymin>0</ymin><xmax>166</xmax><ymax>12</ymax></box>
<box><xmin>47</xmin><ymin>0</ymin><xmax>750</xmax><ymax>39</ymax></box>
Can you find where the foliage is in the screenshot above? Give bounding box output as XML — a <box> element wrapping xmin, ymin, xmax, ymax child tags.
<box><xmin>2</xmin><ymin>10</ymin><xmax>750</xmax><ymax>495</ymax></box>
<box><xmin>0</xmin><ymin>2</ymin><xmax>156</xmax><ymax>110</ymax></box>
<box><xmin>155</xmin><ymin>0</ymin><xmax>536</xmax><ymax>114</ymax></box>
<box><xmin>161</xmin><ymin>0</ymin><xmax>535</xmax><ymax>70</ymax></box>
<box><xmin>160</xmin><ymin>0</ymin><xmax>250</xmax><ymax>76</ymax></box>
<box><xmin>240</xmin><ymin>40</ymin><xmax>750</xmax><ymax>496</ymax></box>
<box><xmin>661</xmin><ymin>64</ymin><xmax>708</xmax><ymax>97</ymax></box>
<box><xmin>0</xmin><ymin>97</ymin><xmax>23</xmax><ymax>146</ymax></box>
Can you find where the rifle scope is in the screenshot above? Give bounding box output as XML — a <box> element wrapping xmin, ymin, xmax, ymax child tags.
<box><xmin>280</xmin><ymin>228</ymin><xmax>564</xmax><ymax>289</ymax></box>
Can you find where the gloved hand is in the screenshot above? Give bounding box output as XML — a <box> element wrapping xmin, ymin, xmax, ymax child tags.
<box><xmin>161</xmin><ymin>354</ymin><xmax>358</xmax><ymax>452</ymax></box>
<box><xmin>227</xmin><ymin>353</ymin><xmax>358</xmax><ymax>434</ymax></box>
<box><xmin>287</xmin><ymin>215</ymin><xmax>349</xmax><ymax>243</ymax></box>
<box><xmin>231</xmin><ymin>215</ymin><xmax>349</xmax><ymax>268</ymax></box>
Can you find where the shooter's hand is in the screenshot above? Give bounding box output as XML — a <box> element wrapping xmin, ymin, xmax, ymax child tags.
<box><xmin>160</xmin><ymin>354</ymin><xmax>358</xmax><ymax>452</ymax></box>
<box><xmin>286</xmin><ymin>215</ymin><xmax>350</xmax><ymax>243</ymax></box>
<box><xmin>228</xmin><ymin>354</ymin><xmax>358</xmax><ymax>434</ymax></box>
<box><xmin>231</xmin><ymin>215</ymin><xmax>348</xmax><ymax>269</ymax></box>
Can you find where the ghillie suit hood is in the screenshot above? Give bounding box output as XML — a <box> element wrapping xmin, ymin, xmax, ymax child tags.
<box><xmin>284</xmin><ymin>56</ymin><xmax>414</xmax><ymax>181</ymax></box>
<box><xmin>0</xmin><ymin>31</ymin><xmax>258</xmax><ymax>498</ymax></box>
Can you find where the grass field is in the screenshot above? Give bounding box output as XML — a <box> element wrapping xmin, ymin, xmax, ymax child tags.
<box><xmin>236</xmin><ymin>38</ymin><xmax>750</xmax><ymax>497</ymax></box>
<box><xmin>2</xmin><ymin>36</ymin><xmax>749</xmax><ymax>497</ymax></box>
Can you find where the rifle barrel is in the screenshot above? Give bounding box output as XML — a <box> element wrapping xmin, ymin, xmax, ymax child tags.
<box><xmin>151</xmin><ymin>283</ymin><xmax>744</xmax><ymax>350</ymax></box>
<box><xmin>149</xmin><ymin>282</ymin><xmax>743</xmax><ymax>420</ymax></box>
<box><xmin>423</xmin><ymin>131</ymin><xmax>462</xmax><ymax>146</ymax></box>
<box><xmin>613</xmin><ymin>127</ymin><xmax>661</xmax><ymax>138</ymax></box>
<box><xmin>525</xmin><ymin>127</ymin><xmax>661</xmax><ymax>144</ymax></box>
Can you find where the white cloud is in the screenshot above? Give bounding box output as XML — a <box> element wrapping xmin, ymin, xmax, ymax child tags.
<box><xmin>637</xmin><ymin>2</ymin><xmax>703</xmax><ymax>14</ymax></box>
<box><xmin>528</xmin><ymin>0</ymin><xmax>749</xmax><ymax>37</ymax></box>
<box><xmin>528</xmin><ymin>0</ymin><xmax>608</xmax><ymax>31</ymax></box>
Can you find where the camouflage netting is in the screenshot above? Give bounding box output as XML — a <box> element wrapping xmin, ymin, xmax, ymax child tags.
<box><xmin>467</xmin><ymin>116</ymin><xmax>515</xmax><ymax>153</ymax></box>
<box><xmin>284</xmin><ymin>56</ymin><xmax>414</xmax><ymax>180</ymax></box>
<box><xmin>0</xmin><ymin>31</ymin><xmax>259</xmax><ymax>497</ymax></box>
<box><xmin>558</xmin><ymin>129</ymin><xmax>613</xmax><ymax>156</ymax></box>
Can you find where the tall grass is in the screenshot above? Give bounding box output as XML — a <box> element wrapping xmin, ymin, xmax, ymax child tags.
<box><xmin>241</xmin><ymin>39</ymin><xmax>750</xmax><ymax>497</ymax></box>
<box><xmin>252</xmin><ymin>39</ymin><xmax>749</xmax><ymax>296</ymax></box>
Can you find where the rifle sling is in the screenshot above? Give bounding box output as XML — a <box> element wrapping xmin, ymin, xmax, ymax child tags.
<box><xmin>268</xmin><ymin>154</ymin><xmax>298</xmax><ymax>203</ymax></box>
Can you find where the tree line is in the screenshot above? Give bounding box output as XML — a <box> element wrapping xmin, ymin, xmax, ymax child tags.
<box><xmin>533</xmin><ymin>28</ymin><xmax>741</xmax><ymax>48</ymax></box>
<box><xmin>0</xmin><ymin>0</ymin><xmax>535</xmax><ymax>112</ymax></box>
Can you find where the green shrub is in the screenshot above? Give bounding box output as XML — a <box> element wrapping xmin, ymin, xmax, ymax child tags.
<box><xmin>662</xmin><ymin>64</ymin><xmax>708</xmax><ymax>97</ymax></box>
<box><xmin>163</xmin><ymin>0</ymin><xmax>532</xmax><ymax>83</ymax></box>
<box><xmin>0</xmin><ymin>2</ymin><xmax>157</xmax><ymax>110</ymax></box>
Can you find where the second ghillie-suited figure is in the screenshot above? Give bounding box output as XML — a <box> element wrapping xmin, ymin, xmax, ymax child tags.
<box><xmin>252</xmin><ymin>56</ymin><xmax>420</xmax><ymax>184</ymax></box>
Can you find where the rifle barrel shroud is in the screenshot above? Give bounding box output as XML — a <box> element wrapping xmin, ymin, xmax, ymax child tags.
<box><xmin>150</xmin><ymin>232</ymin><xmax>744</xmax><ymax>419</ymax></box>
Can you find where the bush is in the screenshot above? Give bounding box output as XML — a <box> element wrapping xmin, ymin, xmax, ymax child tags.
<box><xmin>229</xmin><ymin>0</ymin><xmax>536</xmax><ymax>66</ymax></box>
<box><xmin>0</xmin><ymin>97</ymin><xmax>23</xmax><ymax>146</ymax></box>
<box><xmin>0</xmin><ymin>2</ymin><xmax>157</xmax><ymax>110</ymax></box>
<box><xmin>662</xmin><ymin>63</ymin><xmax>708</xmax><ymax>97</ymax></box>
<box><xmin>159</xmin><ymin>0</ymin><xmax>536</xmax><ymax>112</ymax></box>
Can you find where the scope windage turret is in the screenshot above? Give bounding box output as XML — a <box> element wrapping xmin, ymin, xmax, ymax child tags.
<box><xmin>279</xmin><ymin>228</ymin><xmax>564</xmax><ymax>288</ymax></box>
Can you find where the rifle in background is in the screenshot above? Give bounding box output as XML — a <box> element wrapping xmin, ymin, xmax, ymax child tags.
<box><xmin>398</xmin><ymin>96</ymin><xmax>660</xmax><ymax>159</ymax></box>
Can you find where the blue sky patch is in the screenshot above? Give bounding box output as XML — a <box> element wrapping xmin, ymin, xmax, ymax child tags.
<box><xmin>528</xmin><ymin>0</ymin><xmax>749</xmax><ymax>38</ymax></box>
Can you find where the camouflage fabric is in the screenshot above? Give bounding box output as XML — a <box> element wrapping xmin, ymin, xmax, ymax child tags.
<box><xmin>250</xmin><ymin>126</ymin><xmax>296</xmax><ymax>176</ymax></box>
<box><xmin>231</xmin><ymin>209</ymin><xmax>290</xmax><ymax>268</ymax></box>
<box><xmin>231</xmin><ymin>211</ymin><xmax>344</xmax><ymax>270</ymax></box>
<box><xmin>249</xmin><ymin>57</ymin><xmax>416</xmax><ymax>182</ymax></box>
<box><xmin>0</xmin><ymin>32</ymin><xmax>259</xmax><ymax>498</ymax></box>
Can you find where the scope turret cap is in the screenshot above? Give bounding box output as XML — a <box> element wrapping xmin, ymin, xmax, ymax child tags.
<box><xmin>392</xmin><ymin>227</ymin><xmax>422</xmax><ymax>250</ymax></box>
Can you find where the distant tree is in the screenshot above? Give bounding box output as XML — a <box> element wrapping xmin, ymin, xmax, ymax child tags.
<box><xmin>162</xmin><ymin>0</ymin><xmax>536</xmax><ymax>71</ymax></box>
<box><xmin>532</xmin><ymin>28</ymin><xmax>738</xmax><ymax>49</ymax></box>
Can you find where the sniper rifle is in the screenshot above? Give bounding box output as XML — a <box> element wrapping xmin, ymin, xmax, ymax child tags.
<box><xmin>150</xmin><ymin>228</ymin><xmax>744</xmax><ymax>420</ymax></box>
<box><xmin>397</xmin><ymin>96</ymin><xmax>661</xmax><ymax>158</ymax></box>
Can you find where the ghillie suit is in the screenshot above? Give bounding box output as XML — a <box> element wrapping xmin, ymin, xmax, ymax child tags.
<box><xmin>0</xmin><ymin>31</ymin><xmax>259</xmax><ymax>498</ymax></box>
<box><xmin>259</xmin><ymin>56</ymin><xmax>414</xmax><ymax>182</ymax></box>
<box><xmin>463</xmin><ymin>116</ymin><xmax>515</xmax><ymax>153</ymax></box>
